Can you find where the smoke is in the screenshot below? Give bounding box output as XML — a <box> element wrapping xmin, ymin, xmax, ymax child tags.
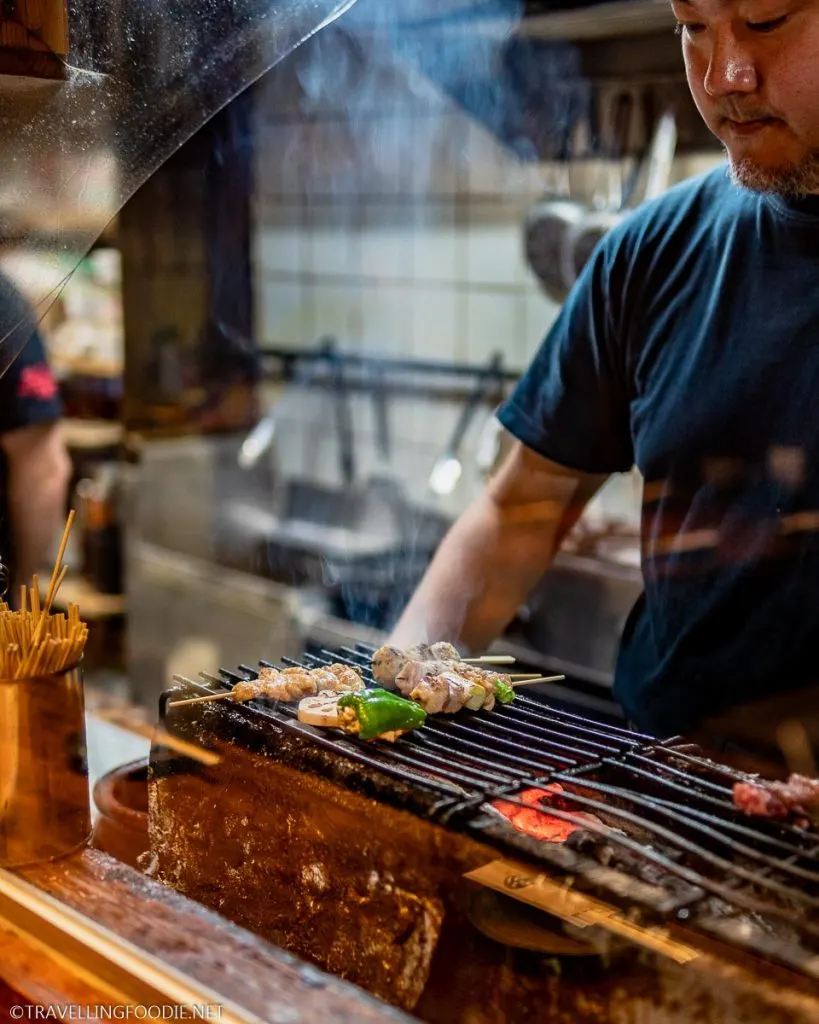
<box><xmin>250</xmin><ymin>0</ymin><xmax>587</xmax><ymax>636</ymax></box>
<box><xmin>263</xmin><ymin>0</ymin><xmax>586</xmax><ymax>201</ymax></box>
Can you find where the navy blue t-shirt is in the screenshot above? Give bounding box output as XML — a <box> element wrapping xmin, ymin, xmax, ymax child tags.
<box><xmin>499</xmin><ymin>165</ymin><xmax>819</xmax><ymax>737</ymax></box>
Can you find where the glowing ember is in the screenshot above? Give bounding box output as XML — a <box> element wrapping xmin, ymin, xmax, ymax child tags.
<box><xmin>491</xmin><ymin>784</ymin><xmax>602</xmax><ymax>843</ymax></box>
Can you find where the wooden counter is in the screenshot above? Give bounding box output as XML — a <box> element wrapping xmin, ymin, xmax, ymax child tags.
<box><xmin>0</xmin><ymin>848</ymin><xmax>411</xmax><ymax>1024</ymax></box>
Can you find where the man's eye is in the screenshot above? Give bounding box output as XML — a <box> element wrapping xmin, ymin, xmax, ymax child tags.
<box><xmin>674</xmin><ymin>20</ymin><xmax>706</xmax><ymax>35</ymax></box>
<box><xmin>747</xmin><ymin>14</ymin><xmax>788</xmax><ymax>31</ymax></box>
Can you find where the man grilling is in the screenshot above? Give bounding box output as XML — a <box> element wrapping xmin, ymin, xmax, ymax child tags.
<box><xmin>391</xmin><ymin>0</ymin><xmax>819</xmax><ymax>744</ymax></box>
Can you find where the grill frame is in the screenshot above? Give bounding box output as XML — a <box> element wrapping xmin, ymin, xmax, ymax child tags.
<box><xmin>163</xmin><ymin>642</ymin><xmax>819</xmax><ymax>983</ymax></box>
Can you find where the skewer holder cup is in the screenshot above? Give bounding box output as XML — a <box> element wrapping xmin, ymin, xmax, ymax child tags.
<box><xmin>0</xmin><ymin>662</ymin><xmax>91</xmax><ymax>867</ymax></box>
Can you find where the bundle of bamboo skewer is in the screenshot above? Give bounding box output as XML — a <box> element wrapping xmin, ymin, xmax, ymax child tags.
<box><xmin>0</xmin><ymin>511</ymin><xmax>88</xmax><ymax>679</ymax></box>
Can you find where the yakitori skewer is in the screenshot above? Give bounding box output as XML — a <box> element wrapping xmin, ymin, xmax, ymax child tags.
<box><xmin>167</xmin><ymin>663</ymin><xmax>365</xmax><ymax>709</ymax></box>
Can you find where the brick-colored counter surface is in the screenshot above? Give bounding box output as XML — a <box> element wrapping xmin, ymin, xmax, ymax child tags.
<box><xmin>12</xmin><ymin>848</ymin><xmax>411</xmax><ymax>1024</ymax></box>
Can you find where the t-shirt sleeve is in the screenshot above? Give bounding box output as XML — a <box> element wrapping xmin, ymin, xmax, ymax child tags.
<box><xmin>0</xmin><ymin>275</ymin><xmax>62</xmax><ymax>434</ymax></box>
<box><xmin>498</xmin><ymin>236</ymin><xmax>633</xmax><ymax>475</ymax></box>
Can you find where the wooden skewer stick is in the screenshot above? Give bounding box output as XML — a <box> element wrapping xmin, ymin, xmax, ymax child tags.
<box><xmin>24</xmin><ymin>513</ymin><xmax>75</xmax><ymax>670</ymax></box>
<box><xmin>168</xmin><ymin>691</ymin><xmax>236</xmax><ymax>709</ymax></box>
<box><xmin>461</xmin><ymin>655</ymin><xmax>516</xmax><ymax>665</ymax></box>
<box><xmin>510</xmin><ymin>675</ymin><xmax>565</xmax><ymax>687</ymax></box>
<box><xmin>509</xmin><ymin>673</ymin><xmax>547</xmax><ymax>680</ymax></box>
<box><xmin>42</xmin><ymin>510</ymin><xmax>74</xmax><ymax>616</ymax></box>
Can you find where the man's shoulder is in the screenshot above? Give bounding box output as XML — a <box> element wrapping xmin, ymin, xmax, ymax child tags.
<box><xmin>607</xmin><ymin>163</ymin><xmax>752</xmax><ymax>256</ymax></box>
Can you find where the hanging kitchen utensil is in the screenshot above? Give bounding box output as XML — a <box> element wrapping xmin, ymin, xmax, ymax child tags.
<box><xmin>562</xmin><ymin>90</ymin><xmax>634</xmax><ymax>289</ymax></box>
<box><xmin>563</xmin><ymin>89</ymin><xmax>678</xmax><ymax>290</ymax></box>
<box><xmin>428</xmin><ymin>353</ymin><xmax>505</xmax><ymax>497</ymax></box>
<box><xmin>317</xmin><ymin>337</ymin><xmax>356</xmax><ymax>488</ymax></box>
<box><xmin>365</xmin><ymin>359</ymin><xmax>411</xmax><ymax>545</ymax></box>
<box><xmin>523</xmin><ymin>88</ymin><xmax>588</xmax><ymax>304</ymax></box>
<box><xmin>637</xmin><ymin>103</ymin><xmax>678</xmax><ymax>205</ymax></box>
<box><xmin>372</xmin><ymin>361</ymin><xmax>392</xmax><ymax>471</ymax></box>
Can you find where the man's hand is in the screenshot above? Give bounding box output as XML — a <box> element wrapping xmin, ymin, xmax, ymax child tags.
<box><xmin>1</xmin><ymin>421</ymin><xmax>71</xmax><ymax>594</ymax></box>
<box><xmin>389</xmin><ymin>432</ymin><xmax>607</xmax><ymax>652</ymax></box>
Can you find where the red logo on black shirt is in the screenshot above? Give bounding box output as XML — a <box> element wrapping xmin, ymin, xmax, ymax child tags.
<box><xmin>17</xmin><ymin>364</ymin><xmax>57</xmax><ymax>401</ymax></box>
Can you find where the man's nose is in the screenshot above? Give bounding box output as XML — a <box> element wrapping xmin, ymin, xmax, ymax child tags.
<box><xmin>703</xmin><ymin>35</ymin><xmax>758</xmax><ymax>97</ymax></box>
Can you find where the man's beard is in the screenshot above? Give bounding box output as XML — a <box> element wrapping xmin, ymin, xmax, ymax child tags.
<box><xmin>727</xmin><ymin>148</ymin><xmax>819</xmax><ymax>197</ymax></box>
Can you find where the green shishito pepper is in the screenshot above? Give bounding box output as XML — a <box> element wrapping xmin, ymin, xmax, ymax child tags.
<box><xmin>494</xmin><ymin>679</ymin><xmax>515</xmax><ymax>705</ymax></box>
<box><xmin>337</xmin><ymin>688</ymin><xmax>426</xmax><ymax>740</ymax></box>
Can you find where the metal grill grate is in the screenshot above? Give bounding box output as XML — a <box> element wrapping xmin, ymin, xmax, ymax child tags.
<box><xmin>166</xmin><ymin>643</ymin><xmax>819</xmax><ymax>982</ymax></box>
<box><xmin>227</xmin><ymin>643</ymin><xmax>651</xmax><ymax>792</ymax></box>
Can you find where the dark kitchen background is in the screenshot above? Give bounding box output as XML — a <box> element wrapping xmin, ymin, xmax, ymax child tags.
<box><xmin>1</xmin><ymin>0</ymin><xmax>721</xmax><ymax>717</ymax></box>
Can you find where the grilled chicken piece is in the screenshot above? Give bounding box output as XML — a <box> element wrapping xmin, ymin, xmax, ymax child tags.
<box><xmin>372</xmin><ymin>645</ymin><xmax>408</xmax><ymax>685</ymax></box>
<box><xmin>395</xmin><ymin>659</ymin><xmax>510</xmax><ymax>711</ymax></box>
<box><xmin>428</xmin><ymin>641</ymin><xmax>461</xmax><ymax>660</ymax></box>
<box><xmin>372</xmin><ymin>644</ymin><xmax>512</xmax><ymax>716</ymax></box>
<box><xmin>371</xmin><ymin>642</ymin><xmax>462</xmax><ymax>686</ymax></box>
<box><xmin>404</xmin><ymin>667</ymin><xmax>488</xmax><ymax>714</ymax></box>
<box><xmin>232</xmin><ymin>664</ymin><xmax>364</xmax><ymax>702</ymax></box>
<box><xmin>408</xmin><ymin>642</ymin><xmax>436</xmax><ymax>661</ymax></box>
<box><xmin>406</xmin><ymin>673</ymin><xmax>448</xmax><ymax>714</ymax></box>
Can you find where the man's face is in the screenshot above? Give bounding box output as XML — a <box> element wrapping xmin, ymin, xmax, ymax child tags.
<box><xmin>673</xmin><ymin>0</ymin><xmax>819</xmax><ymax>194</ymax></box>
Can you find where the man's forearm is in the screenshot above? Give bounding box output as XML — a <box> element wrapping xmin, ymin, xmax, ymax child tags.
<box><xmin>8</xmin><ymin>470</ymin><xmax>68</xmax><ymax>587</ymax></box>
<box><xmin>4</xmin><ymin>424</ymin><xmax>71</xmax><ymax>593</ymax></box>
<box><xmin>389</xmin><ymin>492</ymin><xmax>561</xmax><ymax>651</ymax></box>
<box><xmin>390</xmin><ymin>440</ymin><xmax>606</xmax><ymax>653</ymax></box>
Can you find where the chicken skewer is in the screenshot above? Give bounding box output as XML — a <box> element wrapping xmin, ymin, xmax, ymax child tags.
<box><xmin>395</xmin><ymin>659</ymin><xmax>509</xmax><ymax>711</ymax></box>
<box><xmin>168</xmin><ymin>663</ymin><xmax>365</xmax><ymax>708</ymax></box>
<box><xmin>372</xmin><ymin>644</ymin><xmax>565</xmax><ymax>712</ymax></box>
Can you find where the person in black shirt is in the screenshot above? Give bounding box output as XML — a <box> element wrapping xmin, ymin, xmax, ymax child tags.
<box><xmin>390</xmin><ymin>0</ymin><xmax>819</xmax><ymax>747</ymax></box>
<box><xmin>0</xmin><ymin>272</ymin><xmax>71</xmax><ymax>602</ymax></box>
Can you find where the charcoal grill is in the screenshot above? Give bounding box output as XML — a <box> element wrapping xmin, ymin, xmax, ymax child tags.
<box><xmin>153</xmin><ymin>644</ymin><xmax>819</xmax><ymax>1022</ymax></box>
